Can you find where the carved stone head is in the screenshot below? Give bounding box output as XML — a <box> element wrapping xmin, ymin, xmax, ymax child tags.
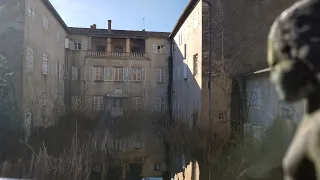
<box><xmin>267</xmin><ymin>1</ymin><xmax>320</xmax><ymax>102</ymax></box>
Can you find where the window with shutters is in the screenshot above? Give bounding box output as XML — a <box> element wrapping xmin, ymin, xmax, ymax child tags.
<box><xmin>194</xmin><ymin>12</ymin><xmax>199</xmax><ymax>29</ymax></box>
<box><xmin>156</xmin><ymin>97</ymin><xmax>166</xmax><ymax>111</ymax></box>
<box><xmin>157</xmin><ymin>69</ymin><xmax>166</xmax><ymax>83</ymax></box>
<box><xmin>42</xmin><ymin>54</ymin><xmax>48</xmax><ymax>75</ymax></box>
<box><xmin>132</xmin><ymin>97</ymin><xmax>142</xmax><ymax>109</ymax></box>
<box><xmin>72</xmin><ymin>96</ymin><xmax>81</xmax><ymax>110</ymax></box>
<box><xmin>94</xmin><ymin>67</ymin><xmax>104</xmax><ymax>81</ymax></box>
<box><xmin>27</xmin><ymin>0</ymin><xmax>36</xmax><ymax>20</ymax></box>
<box><xmin>26</xmin><ymin>46</ymin><xmax>34</xmax><ymax>72</ymax></box>
<box><xmin>42</xmin><ymin>15</ymin><xmax>48</xmax><ymax>29</ymax></box>
<box><xmin>93</xmin><ymin>96</ymin><xmax>103</xmax><ymax>111</ymax></box>
<box><xmin>193</xmin><ymin>53</ymin><xmax>199</xmax><ymax>75</ymax></box>
<box><xmin>114</xmin><ymin>68</ymin><xmax>123</xmax><ymax>81</ymax></box>
<box><xmin>72</xmin><ymin>66</ymin><xmax>81</xmax><ymax>80</ymax></box>
<box><xmin>152</xmin><ymin>44</ymin><xmax>166</xmax><ymax>54</ymax></box>
<box><xmin>132</xmin><ymin>68</ymin><xmax>142</xmax><ymax>82</ymax></box>
<box><xmin>74</xmin><ymin>41</ymin><xmax>82</xmax><ymax>50</ymax></box>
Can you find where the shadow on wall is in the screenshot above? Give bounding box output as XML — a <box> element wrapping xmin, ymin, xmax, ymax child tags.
<box><xmin>0</xmin><ymin>0</ymin><xmax>25</xmax><ymax>112</ymax></box>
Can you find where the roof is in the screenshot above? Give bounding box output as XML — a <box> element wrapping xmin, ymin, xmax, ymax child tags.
<box><xmin>169</xmin><ymin>0</ymin><xmax>200</xmax><ymax>38</ymax></box>
<box><xmin>42</xmin><ymin>0</ymin><xmax>69</xmax><ymax>32</ymax></box>
<box><xmin>68</xmin><ymin>27</ymin><xmax>170</xmax><ymax>38</ymax></box>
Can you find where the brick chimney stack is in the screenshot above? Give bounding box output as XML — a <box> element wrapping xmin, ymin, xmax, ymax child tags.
<box><xmin>108</xmin><ymin>20</ymin><xmax>112</xmax><ymax>33</ymax></box>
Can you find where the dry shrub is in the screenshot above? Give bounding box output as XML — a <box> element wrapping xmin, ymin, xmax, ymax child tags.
<box><xmin>29</xmin><ymin>136</ymin><xmax>91</xmax><ymax>180</ymax></box>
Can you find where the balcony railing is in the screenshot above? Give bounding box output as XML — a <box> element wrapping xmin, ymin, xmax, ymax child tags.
<box><xmin>87</xmin><ymin>51</ymin><xmax>148</xmax><ymax>59</ymax></box>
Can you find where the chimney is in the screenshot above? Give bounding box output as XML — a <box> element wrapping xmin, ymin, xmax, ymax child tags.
<box><xmin>93</xmin><ymin>24</ymin><xmax>96</xmax><ymax>29</ymax></box>
<box><xmin>108</xmin><ymin>20</ymin><xmax>112</xmax><ymax>33</ymax></box>
<box><xmin>90</xmin><ymin>25</ymin><xmax>93</xmax><ymax>29</ymax></box>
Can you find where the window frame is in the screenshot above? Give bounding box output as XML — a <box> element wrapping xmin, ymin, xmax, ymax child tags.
<box><xmin>93</xmin><ymin>95</ymin><xmax>103</xmax><ymax>111</ymax></box>
<box><xmin>157</xmin><ymin>97</ymin><xmax>166</xmax><ymax>111</ymax></box>
<box><xmin>157</xmin><ymin>69</ymin><xmax>166</xmax><ymax>83</ymax></box>
<box><xmin>94</xmin><ymin>66</ymin><xmax>104</xmax><ymax>81</ymax></box>
<box><xmin>132</xmin><ymin>68</ymin><xmax>142</xmax><ymax>82</ymax></box>
<box><xmin>114</xmin><ymin>67</ymin><xmax>123</xmax><ymax>81</ymax></box>
<box><xmin>74</xmin><ymin>41</ymin><xmax>82</xmax><ymax>50</ymax></box>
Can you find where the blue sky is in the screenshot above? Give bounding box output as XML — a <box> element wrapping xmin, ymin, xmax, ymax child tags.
<box><xmin>50</xmin><ymin>0</ymin><xmax>188</xmax><ymax>32</ymax></box>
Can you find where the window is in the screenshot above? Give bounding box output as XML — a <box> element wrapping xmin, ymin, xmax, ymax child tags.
<box><xmin>27</xmin><ymin>0</ymin><xmax>36</xmax><ymax>20</ymax></box>
<box><xmin>132</xmin><ymin>68</ymin><xmax>142</xmax><ymax>82</ymax></box>
<box><xmin>42</xmin><ymin>54</ymin><xmax>48</xmax><ymax>75</ymax></box>
<box><xmin>194</xmin><ymin>12</ymin><xmax>199</xmax><ymax>29</ymax></box>
<box><xmin>156</xmin><ymin>97</ymin><xmax>165</xmax><ymax>111</ymax></box>
<box><xmin>193</xmin><ymin>53</ymin><xmax>199</xmax><ymax>75</ymax></box>
<box><xmin>72</xmin><ymin>66</ymin><xmax>81</xmax><ymax>80</ymax></box>
<box><xmin>42</xmin><ymin>15</ymin><xmax>48</xmax><ymax>29</ymax></box>
<box><xmin>218</xmin><ymin>111</ymin><xmax>227</xmax><ymax>122</ymax></box>
<box><xmin>26</xmin><ymin>46</ymin><xmax>34</xmax><ymax>72</ymax></box>
<box><xmin>154</xmin><ymin>164</ymin><xmax>160</xmax><ymax>171</ymax></box>
<box><xmin>93</xmin><ymin>96</ymin><xmax>103</xmax><ymax>111</ymax></box>
<box><xmin>74</xmin><ymin>41</ymin><xmax>82</xmax><ymax>50</ymax></box>
<box><xmin>152</xmin><ymin>44</ymin><xmax>166</xmax><ymax>54</ymax></box>
<box><xmin>94</xmin><ymin>67</ymin><xmax>104</xmax><ymax>81</ymax></box>
<box><xmin>71</xmin><ymin>96</ymin><xmax>81</xmax><ymax>110</ymax></box>
<box><xmin>132</xmin><ymin>97</ymin><xmax>142</xmax><ymax>109</ymax></box>
<box><xmin>114</xmin><ymin>68</ymin><xmax>123</xmax><ymax>81</ymax></box>
<box><xmin>56</xmin><ymin>30</ymin><xmax>60</xmax><ymax>42</ymax></box>
<box><xmin>157</xmin><ymin>69</ymin><xmax>166</xmax><ymax>83</ymax></box>
<box><xmin>104</xmin><ymin>67</ymin><xmax>114</xmax><ymax>81</ymax></box>
<box><xmin>96</xmin><ymin>45</ymin><xmax>106</xmax><ymax>52</ymax></box>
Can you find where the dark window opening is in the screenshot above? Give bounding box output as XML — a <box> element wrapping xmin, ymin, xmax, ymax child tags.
<box><xmin>96</xmin><ymin>45</ymin><xmax>105</xmax><ymax>52</ymax></box>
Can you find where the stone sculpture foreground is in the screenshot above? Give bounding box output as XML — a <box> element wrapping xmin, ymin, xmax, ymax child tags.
<box><xmin>268</xmin><ymin>0</ymin><xmax>320</xmax><ymax>179</ymax></box>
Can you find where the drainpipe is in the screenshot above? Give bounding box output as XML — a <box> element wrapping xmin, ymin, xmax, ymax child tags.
<box><xmin>203</xmin><ymin>0</ymin><xmax>213</xmax><ymax>124</ymax></box>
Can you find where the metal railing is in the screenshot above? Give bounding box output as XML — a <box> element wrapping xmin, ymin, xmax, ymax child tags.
<box><xmin>87</xmin><ymin>51</ymin><xmax>148</xmax><ymax>59</ymax></box>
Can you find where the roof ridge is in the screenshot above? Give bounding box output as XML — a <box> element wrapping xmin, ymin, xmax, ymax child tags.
<box><xmin>68</xmin><ymin>27</ymin><xmax>170</xmax><ymax>33</ymax></box>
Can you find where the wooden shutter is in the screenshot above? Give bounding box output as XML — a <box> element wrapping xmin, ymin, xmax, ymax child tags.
<box><xmin>88</xmin><ymin>67</ymin><xmax>94</xmax><ymax>81</ymax></box>
<box><xmin>128</xmin><ymin>68</ymin><xmax>132</xmax><ymax>81</ymax></box>
<box><xmin>81</xmin><ymin>41</ymin><xmax>87</xmax><ymax>50</ymax></box>
<box><xmin>142</xmin><ymin>68</ymin><xmax>146</xmax><ymax>81</ymax></box>
<box><xmin>59</xmin><ymin>63</ymin><xmax>63</xmax><ymax>79</ymax></box>
<box><xmin>161</xmin><ymin>69</ymin><xmax>166</xmax><ymax>82</ymax></box>
<box><xmin>104</xmin><ymin>67</ymin><xmax>108</xmax><ymax>81</ymax></box>
<box><xmin>152</xmin><ymin>44</ymin><xmax>157</xmax><ymax>53</ymax></box>
<box><xmin>108</xmin><ymin>67</ymin><xmax>113</xmax><ymax>81</ymax></box>
<box><xmin>157</xmin><ymin>69</ymin><xmax>161</xmax><ymax>82</ymax></box>
<box><xmin>123</xmin><ymin>67</ymin><xmax>128</xmax><ymax>81</ymax></box>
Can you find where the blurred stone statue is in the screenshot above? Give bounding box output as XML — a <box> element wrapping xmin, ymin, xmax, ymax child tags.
<box><xmin>268</xmin><ymin>0</ymin><xmax>320</xmax><ymax>179</ymax></box>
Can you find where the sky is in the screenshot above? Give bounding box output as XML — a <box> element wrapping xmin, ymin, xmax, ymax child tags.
<box><xmin>50</xmin><ymin>0</ymin><xmax>189</xmax><ymax>32</ymax></box>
